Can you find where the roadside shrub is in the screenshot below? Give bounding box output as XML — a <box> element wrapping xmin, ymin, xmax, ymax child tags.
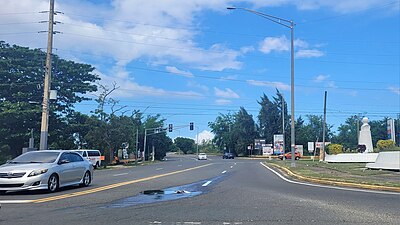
<box><xmin>377</xmin><ymin>140</ymin><xmax>395</xmax><ymax>151</ymax></box>
<box><xmin>327</xmin><ymin>144</ymin><xmax>343</xmax><ymax>155</ymax></box>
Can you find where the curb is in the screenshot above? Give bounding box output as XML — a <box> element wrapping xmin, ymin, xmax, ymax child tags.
<box><xmin>268</xmin><ymin>163</ymin><xmax>400</xmax><ymax>193</ymax></box>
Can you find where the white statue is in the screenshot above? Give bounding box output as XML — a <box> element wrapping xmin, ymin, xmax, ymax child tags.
<box><xmin>358</xmin><ymin>117</ymin><xmax>374</xmax><ymax>153</ymax></box>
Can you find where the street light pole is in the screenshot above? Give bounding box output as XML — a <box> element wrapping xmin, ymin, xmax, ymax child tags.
<box><xmin>227</xmin><ymin>7</ymin><xmax>296</xmax><ymax>167</ymax></box>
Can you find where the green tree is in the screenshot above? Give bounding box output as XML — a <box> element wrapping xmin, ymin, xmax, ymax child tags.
<box><xmin>174</xmin><ymin>137</ymin><xmax>195</xmax><ymax>154</ymax></box>
<box><xmin>258</xmin><ymin>93</ymin><xmax>280</xmax><ymax>144</ymax></box>
<box><xmin>257</xmin><ymin>90</ymin><xmax>289</xmax><ymax>145</ymax></box>
<box><xmin>0</xmin><ymin>41</ymin><xmax>99</xmax><ymax>157</ymax></box>
<box><xmin>142</xmin><ymin>114</ymin><xmax>169</xmax><ymax>160</ymax></box>
<box><xmin>208</xmin><ymin>113</ymin><xmax>235</xmax><ymax>153</ymax></box>
<box><xmin>232</xmin><ymin>107</ymin><xmax>257</xmax><ymax>156</ymax></box>
<box><xmin>332</xmin><ymin>116</ymin><xmax>359</xmax><ymax>150</ymax></box>
<box><xmin>370</xmin><ymin>118</ymin><xmax>389</xmax><ymax>147</ymax></box>
<box><xmin>296</xmin><ymin>115</ymin><xmax>333</xmax><ymax>152</ymax></box>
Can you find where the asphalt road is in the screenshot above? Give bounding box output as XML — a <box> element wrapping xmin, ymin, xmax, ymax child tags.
<box><xmin>0</xmin><ymin>154</ymin><xmax>399</xmax><ymax>225</ymax></box>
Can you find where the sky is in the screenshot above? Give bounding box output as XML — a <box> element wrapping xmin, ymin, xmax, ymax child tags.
<box><xmin>1</xmin><ymin>0</ymin><xmax>399</xmax><ymax>144</ymax></box>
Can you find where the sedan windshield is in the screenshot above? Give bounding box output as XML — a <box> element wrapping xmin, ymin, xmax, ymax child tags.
<box><xmin>10</xmin><ymin>151</ymin><xmax>60</xmax><ymax>164</ymax></box>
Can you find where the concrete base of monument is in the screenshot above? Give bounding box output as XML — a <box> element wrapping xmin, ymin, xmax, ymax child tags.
<box><xmin>325</xmin><ymin>153</ymin><xmax>378</xmax><ymax>163</ymax></box>
<box><xmin>366</xmin><ymin>151</ymin><xmax>400</xmax><ymax>170</ymax></box>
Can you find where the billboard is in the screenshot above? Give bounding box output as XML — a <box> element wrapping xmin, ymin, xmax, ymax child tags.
<box><xmin>254</xmin><ymin>139</ymin><xmax>266</xmax><ymax>150</ymax></box>
<box><xmin>262</xmin><ymin>144</ymin><xmax>273</xmax><ymax>156</ymax></box>
<box><xmin>307</xmin><ymin>142</ymin><xmax>314</xmax><ymax>153</ymax></box>
<box><xmin>387</xmin><ymin>118</ymin><xmax>396</xmax><ymax>143</ymax></box>
<box><xmin>273</xmin><ymin>134</ymin><xmax>284</xmax><ymax>154</ymax></box>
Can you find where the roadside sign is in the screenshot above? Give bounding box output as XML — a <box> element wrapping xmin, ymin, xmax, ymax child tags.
<box><xmin>308</xmin><ymin>142</ymin><xmax>314</xmax><ymax>153</ymax></box>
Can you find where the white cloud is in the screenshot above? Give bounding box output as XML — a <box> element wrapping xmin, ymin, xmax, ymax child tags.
<box><xmin>214</xmin><ymin>87</ymin><xmax>240</xmax><ymax>99</ymax></box>
<box><xmin>327</xmin><ymin>81</ymin><xmax>337</xmax><ymax>88</ymax></box>
<box><xmin>296</xmin><ymin>49</ymin><xmax>324</xmax><ymax>58</ymax></box>
<box><xmin>195</xmin><ymin>130</ymin><xmax>215</xmax><ymax>144</ymax></box>
<box><xmin>259</xmin><ymin>36</ymin><xmax>289</xmax><ymax>54</ymax></box>
<box><xmin>187</xmin><ymin>81</ymin><xmax>209</xmax><ymax>92</ymax></box>
<box><xmin>0</xmin><ymin>0</ymin><xmax>244</xmax><ymax>76</ymax></box>
<box><xmin>259</xmin><ymin>36</ymin><xmax>324</xmax><ymax>58</ymax></box>
<box><xmin>389</xmin><ymin>87</ymin><xmax>400</xmax><ymax>95</ymax></box>
<box><xmin>312</xmin><ymin>74</ymin><xmax>336</xmax><ymax>88</ymax></box>
<box><xmin>215</xmin><ymin>99</ymin><xmax>232</xmax><ymax>105</ymax></box>
<box><xmin>294</xmin><ymin>39</ymin><xmax>309</xmax><ymax>48</ymax></box>
<box><xmin>314</xmin><ymin>75</ymin><xmax>330</xmax><ymax>82</ymax></box>
<box><xmin>219</xmin><ymin>75</ymin><xmax>238</xmax><ymax>81</ymax></box>
<box><xmin>97</xmin><ymin>68</ymin><xmax>203</xmax><ymax>99</ymax></box>
<box><xmin>240</xmin><ymin>46</ymin><xmax>255</xmax><ymax>54</ymax></box>
<box><xmin>166</xmin><ymin>66</ymin><xmax>194</xmax><ymax>78</ymax></box>
<box><xmin>247</xmin><ymin>80</ymin><xmax>290</xmax><ymax>91</ymax></box>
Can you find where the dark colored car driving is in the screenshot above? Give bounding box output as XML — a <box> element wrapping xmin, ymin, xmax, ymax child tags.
<box><xmin>223</xmin><ymin>152</ymin><xmax>235</xmax><ymax>159</ymax></box>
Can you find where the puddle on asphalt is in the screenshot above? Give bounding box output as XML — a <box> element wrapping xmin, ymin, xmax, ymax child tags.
<box><xmin>103</xmin><ymin>175</ymin><xmax>225</xmax><ymax>208</ymax></box>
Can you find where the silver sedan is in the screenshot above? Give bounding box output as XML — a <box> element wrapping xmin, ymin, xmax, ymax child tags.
<box><xmin>0</xmin><ymin>150</ymin><xmax>93</xmax><ymax>194</ymax></box>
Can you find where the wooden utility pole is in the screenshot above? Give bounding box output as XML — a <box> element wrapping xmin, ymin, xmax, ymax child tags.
<box><xmin>39</xmin><ymin>0</ymin><xmax>55</xmax><ymax>150</ymax></box>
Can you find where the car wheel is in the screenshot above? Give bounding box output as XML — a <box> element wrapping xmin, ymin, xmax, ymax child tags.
<box><xmin>48</xmin><ymin>174</ymin><xmax>59</xmax><ymax>193</ymax></box>
<box><xmin>80</xmin><ymin>171</ymin><xmax>91</xmax><ymax>187</ymax></box>
<box><xmin>295</xmin><ymin>156</ymin><xmax>300</xmax><ymax>160</ymax></box>
<box><xmin>94</xmin><ymin>162</ymin><xmax>100</xmax><ymax>169</ymax></box>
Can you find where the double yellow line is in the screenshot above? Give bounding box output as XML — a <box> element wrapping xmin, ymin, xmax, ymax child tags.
<box><xmin>7</xmin><ymin>163</ymin><xmax>212</xmax><ymax>204</ymax></box>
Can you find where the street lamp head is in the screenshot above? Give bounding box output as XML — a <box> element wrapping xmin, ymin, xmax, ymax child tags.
<box><xmin>226</xmin><ymin>7</ymin><xmax>237</xmax><ymax>10</ymax></box>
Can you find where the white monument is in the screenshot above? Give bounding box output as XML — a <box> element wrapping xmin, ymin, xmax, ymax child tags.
<box><xmin>358</xmin><ymin>117</ymin><xmax>374</xmax><ymax>153</ymax></box>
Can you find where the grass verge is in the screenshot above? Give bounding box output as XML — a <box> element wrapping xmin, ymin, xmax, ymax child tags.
<box><xmin>266</xmin><ymin>160</ymin><xmax>400</xmax><ymax>188</ymax></box>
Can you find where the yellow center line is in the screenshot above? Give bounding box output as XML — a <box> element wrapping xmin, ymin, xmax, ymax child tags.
<box><xmin>7</xmin><ymin>163</ymin><xmax>212</xmax><ymax>204</ymax></box>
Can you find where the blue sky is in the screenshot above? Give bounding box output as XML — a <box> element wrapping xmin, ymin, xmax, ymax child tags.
<box><xmin>1</xmin><ymin>0</ymin><xmax>399</xmax><ymax>143</ymax></box>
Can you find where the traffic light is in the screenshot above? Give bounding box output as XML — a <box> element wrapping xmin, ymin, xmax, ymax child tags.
<box><xmin>189</xmin><ymin>122</ymin><xmax>194</xmax><ymax>130</ymax></box>
<box><xmin>168</xmin><ymin>124</ymin><xmax>173</xmax><ymax>132</ymax></box>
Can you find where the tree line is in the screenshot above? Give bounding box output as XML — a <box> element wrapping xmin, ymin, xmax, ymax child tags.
<box><xmin>0</xmin><ymin>41</ymin><xmax>398</xmax><ymax>163</ymax></box>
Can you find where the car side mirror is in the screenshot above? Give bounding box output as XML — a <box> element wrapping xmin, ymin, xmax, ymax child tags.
<box><xmin>58</xmin><ymin>159</ymin><xmax>70</xmax><ymax>165</ymax></box>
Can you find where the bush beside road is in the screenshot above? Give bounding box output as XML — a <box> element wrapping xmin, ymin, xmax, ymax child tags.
<box><xmin>267</xmin><ymin>160</ymin><xmax>400</xmax><ymax>189</ymax></box>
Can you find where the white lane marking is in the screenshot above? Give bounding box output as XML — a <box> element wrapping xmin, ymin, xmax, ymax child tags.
<box><xmin>0</xmin><ymin>200</ymin><xmax>34</xmax><ymax>204</ymax></box>
<box><xmin>260</xmin><ymin>162</ymin><xmax>400</xmax><ymax>196</ymax></box>
<box><xmin>113</xmin><ymin>172</ymin><xmax>129</xmax><ymax>177</ymax></box>
<box><xmin>177</xmin><ymin>165</ymin><xmax>182</xmax><ymax>167</ymax></box>
<box><xmin>222</xmin><ymin>170</ymin><xmax>227</xmax><ymax>174</ymax></box>
<box><xmin>156</xmin><ymin>168</ymin><xmax>163</xmax><ymax>171</ymax></box>
<box><xmin>230</xmin><ymin>166</ymin><xmax>233</xmax><ymax>168</ymax></box>
<box><xmin>202</xmin><ymin>181</ymin><xmax>212</xmax><ymax>187</ymax></box>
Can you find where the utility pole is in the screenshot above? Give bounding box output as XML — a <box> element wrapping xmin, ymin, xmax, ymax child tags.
<box><xmin>320</xmin><ymin>91</ymin><xmax>327</xmax><ymax>162</ymax></box>
<box><xmin>135</xmin><ymin>128</ymin><xmax>139</xmax><ymax>165</ymax></box>
<box><xmin>282</xmin><ymin>95</ymin><xmax>285</xmax><ymax>160</ymax></box>
<box><xmin>143</xmin><ymin>129</ymin><xmax>147</xmax><ymax>162</ymax></box>
<box><xmin>196</xmin><ymin>126</ymin><xmax>199</xmax><ymax>156</ymax></box>
<box><xmin>39</xmin><ymin>0</ymin><xmax>55</xmax><ymax>150</ymax></box>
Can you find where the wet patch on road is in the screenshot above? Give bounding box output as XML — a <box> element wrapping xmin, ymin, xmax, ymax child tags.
<box><xmin>103</xmin><ymin>174</ymin><xmax>226</xmax><ymax>208</ymax></box>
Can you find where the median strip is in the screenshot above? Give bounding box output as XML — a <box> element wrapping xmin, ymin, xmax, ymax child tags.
<box><xmin>266</xmin><ymin>162</ymin><xmax>400</xmax><ymax>193</ymax></box>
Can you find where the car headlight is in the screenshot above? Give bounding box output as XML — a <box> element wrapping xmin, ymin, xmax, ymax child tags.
<box><xmin>28</xmin><ymin>169</ymin><xmax>48</xmax><ymax>177</ymax></box>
